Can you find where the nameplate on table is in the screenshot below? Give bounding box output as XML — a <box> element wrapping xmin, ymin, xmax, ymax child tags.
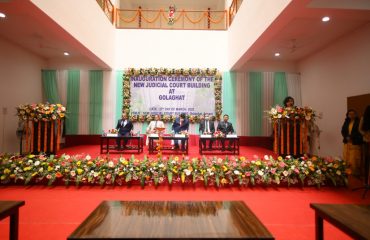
<box><xmin>106</xmin><ymin>134</ymin><xmax>118</xmax><ymax>137</ymax></box>
<box><xmin>226</xmin><ymin>134</ymin><xmax>237</xmax><ymax>138</ymax></box>
<box><xmin>200</xmin><ymin>135</ymin><xmax>212</xmax><ymax>138</ymax></box>
<box><xmin>174</xmin><ymin>134</ymin><xmax>187</xmax><ymax>138</ymax></box>
<box><xmin>149</xmin><ymin>134</ymin><xmax>159</xmax><ymax>138</ymax></box>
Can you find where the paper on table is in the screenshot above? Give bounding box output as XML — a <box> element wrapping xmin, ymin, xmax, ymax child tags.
<box><xmin>200</xmin><ymin>135</ymin><xmax>212</xmax><ymax>138</ymax></box>
<box><xmin>174</xmin><ymin>134</ymin><xmax>186</xmax><ymax>138</ymax></box>
<box><xmin>149</xmin><ymin>134</ymin><xmax>159</xmax><ymax>137</ymax></box>
<box><xmin>106</xmin><ymin>133</ymin><xmax>118</xmax><ymax>137</ymax></box>
<box><xmin>226</xmin><ymin>134</ymin><xmax>237</xmax><ymax>138</ymax></box>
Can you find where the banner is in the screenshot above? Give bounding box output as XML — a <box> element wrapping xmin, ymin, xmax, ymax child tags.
<box><xmin>130</xmin><ymin>74</ymin><xmax>215</xmax><ymax>116</ymax></box>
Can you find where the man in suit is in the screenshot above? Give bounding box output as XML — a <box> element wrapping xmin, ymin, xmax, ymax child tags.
<box><xmin>217</xmin><ymin>114</ymin><xmax>235</xmax><ymax>151</ymax></box>
<box><xmin>116</xmin><ymin>112</ymin><xmax>133</xmax><ymax>150</ymax></box>
<box><xmin>146</xmin><ymin>114</ymin><xmax>165</xmax><ymax>145</ymax></box>
<box><xmin>172</xmin><ymin>113</ymin><xmax>189</xmax><ymax>151</ymax></box>
<box><xmin>199</xmin><ymin>114</ymin><xmax>215</xmax><ymax>149</ymax></box>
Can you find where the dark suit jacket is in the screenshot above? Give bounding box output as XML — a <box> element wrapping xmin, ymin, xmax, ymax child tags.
<box><xmin>217</xmin><ymin>121</ymin><xmax>234</xmax><ymax>135</ymax></box>
<box><xmin>172</xmin><ymin>117</ymin><xmax>189</xmax><ymax>133</ymax></box>
<box><xmin>116</xmin><ymin>119</ymin><xmax>133</xmax><ymax>135</ymax></box>
<box><xmin>341</xmin><ymin>118</ymin><xmax>363</xmax><ymax>145</ymax></box>
<box><xmin>199</xmin><ymin>120</ymin><xmax>215</xmax><ymax>134</ymax></box>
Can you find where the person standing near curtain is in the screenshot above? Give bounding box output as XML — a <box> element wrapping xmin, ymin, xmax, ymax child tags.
<box><xmin>146</xmin><ymin>114</ymin><xmax>165</xmax><ymax>146</ymax></box>
<box><xmin>283</xmin><ymin>96</ymin><xmax>295</xmax><ymax>108</ymax></box>
<box><xmin>199</xmin><ymin>114</ymin><xmax>215</xmax><ymax>149</ymax></box>
<box><xmin>342</xmin><ymin>109</ymin><xmax>363</xmax><ymax>176</ymax></box>
<box><xmin>116</xmin><ymin>112</ymin><xmax>133</xmax><ymax>150</ymax></box>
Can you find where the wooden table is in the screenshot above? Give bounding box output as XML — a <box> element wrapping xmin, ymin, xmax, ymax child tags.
<box><xmin>199</xmin><ymin>136</ymin><xmax>240</xmax><ymax>155</ymax></box>
<box><xmin>310</xmin><ymin>204</ymin><xmax>370</xmax><ymax>240</ymax></box>
<box><xmin>0</xmin><ymin>201</ymin><xmax>25</xmax><ymax>240</ymax></box>
<box><xmin>68</xmin><ymin>201</ymin><xmax>274</xmax><ymax>239</ymax></box>
<box><xmin>148</xmin><ymin>136</ymin><xmax>189</xmax><ymax>154</ymax></box>
<box><xmin>100</xmin><ymin>135</ymin><xmax>143</xmax><ymax>154</ymax></box>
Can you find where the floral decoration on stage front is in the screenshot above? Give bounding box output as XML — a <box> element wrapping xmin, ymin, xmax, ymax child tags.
<box><xmin>122</xmin><ymin>68</ymin><xmax>222</xmax><ymax>123</ymax></box>
<box><xmin>213</xmin><ymin>131</ymin><xmax>224</xmax><ymax>138</ymax></box>
<box><xmin>267</xmin><ymin>105</ymin><xmax>316</xmax><ymax>121</ymax></box>
<box><xmin>0</xmin><ymin>154</ymin><xmax>349</xmax><ymax>188</ymax></box>
<box><xmin>17</xmin><ymin>103</ymin><xmax>66</xmax><ymax>122</ymax></box>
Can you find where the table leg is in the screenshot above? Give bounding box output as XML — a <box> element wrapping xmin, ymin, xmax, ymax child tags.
<box><xmin>107</xmin><ymin>138</ymin><xmax>109</xmax><ymax>153</ymax></box>
<box><xmin>100</xmin><ymin>138</ymin><xmax>103</xmax><ymax>154</ymax></box>
<box><xmin>199</xmin><ymin>139</ymin><xmax>202</xmax><ymax>154</ymax></box>
<box><xmin>10</xmin><ymin>210</ymin><xmax>19</xmax><ymax>240</ymax></box>
<box><xmin>186</xmin><ymin>138</ymin><xmax>188</xmax><ymax>155</ymax></box>
<box><xmin>315</xmin><ymin>212</ymin><xmax>324</xmax><ymax>240</ymax></box>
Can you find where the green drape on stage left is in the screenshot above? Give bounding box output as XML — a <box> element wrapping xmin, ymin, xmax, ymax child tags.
<box><xmin>249</xmin><ymin>72</ymin><xmax>263</xmax><ymax>136</ymax></box>
<box><xmin>66</xmin><ymin>70</ymin><xmax>80</xmax><ymax>135</ymax></box>
<box><xmin>89</xmin><ymin>70</ymin><xmax>103</xmax><ymax>134</ymax></box>
<box><xmin>273</xmin><ymin>72</ymin><xmax>288</xmax><ymax>106</ymax></box>
<box><xmin>42</xmin><ymin>70</ymin><xmax>60</xmax><ymax>104</ymax></box>
<box><xmin>222</xmin><ymin>71</ymin><xmax>236</xmax><ymax>128</ymax></box>
<box><xmin>115</xmin><ymin>70</ymin><xmax>123</xmax><ymax>123</ymax></box>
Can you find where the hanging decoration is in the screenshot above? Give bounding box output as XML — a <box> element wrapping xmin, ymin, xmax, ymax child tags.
<box><xmin>168</xmin><ymin>5</ymin><xmax>176</xmax><ymax>25</ymax></box>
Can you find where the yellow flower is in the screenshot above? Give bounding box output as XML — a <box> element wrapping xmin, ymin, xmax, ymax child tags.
<box><xmin>223</xmin><ymin>166</ymin><xmax>228</xmax><ymax>172</ymax></box>
<box><xmin>23</xmin><ymin>167</ymin><xmax>31</xmax><ymax>171</ymax></box>
<box><xmin>0</xmin><ymin>175</ymin><xmax>5</xmax><ymax>180</ymax></box>
<box><xmin>255</xmin><ymin>161</ymin><xmax>262</xmax><ymax>166</ymax></box>
<box><xmin>240</xmin><ymin>156</ymin><xmax>246</xmax><ymax>161</ymax></box>
<box><xmin>333</xmin><ymin>164</ymin><xmax>338</xmax><ymax>169</ymax></box>
<box><xmin>3</xmin><ymin>168</ymin><xmax>10</xmax><ymax>174</ymax></box>
<box><xmin>87</xmin><ymin>161</ymin><xmax>93</xmax><ymax>166</ymax></box>
<box><xmin>64</xmin><ymin>169</ymin><xmax>70</xmax><ymax>173</ymax></box>
<box><xmin>47</xmin><ymin>166</ymin><xmax>53</xmax><ymax>172</ymax></box>
<box><xmin>10</xmin><ymin>174</ymin><xmax>15</xmax><ymax>178</ymax></box>
<box><xmin>277</xmin><ymin>156</ymin><xmax>283</xmax><ymax>161</ymax></box>
<box><xmin>221</xmin><ymin>178</ymin><xmax>228</xmax><ymax>184</ymax></box>
<box><xmin>32</xmin><ymin>172</ymin><xmax>38</xmax><ymax>177</ymax></box>
<box><xmin>311</xmin><ymin>156</ymin><xmax>318</xmax><ymax>161</ymax></box>
<box><xmin>174</xmin><ymin>156</ymin><xmax>179</xmax><ymax>161</ymax></box>
<box><xmin>77</xmin><ymin>168</ymin><xmax>84</xmax><ymax>175</ymax></box>
<box><xmin>77</xmin><ymin>161</ymin><xmax>81</xmax><ymax>166</ymax></box>
<box><xmin>118</xmin><ymin>172</ymin><xmax>124</xmax><ymax>176</ymax></box>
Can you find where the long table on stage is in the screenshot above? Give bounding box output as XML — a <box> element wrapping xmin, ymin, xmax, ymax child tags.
<box><xmin>68</xmin><ymin>201</ymin><xmax>274</xmax><ymax>240</ymax></box>
<box><xmin>148</xmin><ymin>135</ymin><xmax>189</xmax><ymax>154</ymax></box>
<box><xmin>199</xmin><ymin>136</ymin><xmax>240</xmax><ymax>155</ymax></box>
<box><xmin>100</xmin><ymin>135</ymin><xmax>144</xmax><ymax>154</ymax></box>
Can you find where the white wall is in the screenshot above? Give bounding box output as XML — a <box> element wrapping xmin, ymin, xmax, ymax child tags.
<box><xmin>299</xmin><ymin>23</ymin><xmax>370</xmax><ymax>156</ymax></box>
<box><xmin>115</xmin><ymin>29</ymin><xmax>228</xmax><ymax>70</ymax></box>
<box><xmin>228</xmin><ymin>0</ymin><xmax>292</xmax><ymax>69</ymax></box>
<box><xmin>0</xmin><ymin>37</ymin><xmax>46</xmax><ymax>153</ymax></box>
<box><xmin>31</xmin><ymin>0</ymin><xmax>116</xmax><ymax>69</ymax></box>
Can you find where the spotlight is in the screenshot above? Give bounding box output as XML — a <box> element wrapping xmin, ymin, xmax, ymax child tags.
<box><xmin>322</xmin><ymin>16</ymin><xmax>330</xmax><ymax>22</ymax></box>
<box><xmin>274</xmin><ymin>52</ymin><xmax>280</xmax><ymax>57</ymax></box>
<box><xmin>0</xmin><ymin>12</ymin><xmax>6</xmax><ymax>18</ymax></box>
<box><xmin>63</xmin><ymin>52</ymin><xmax>70</xmax><ymax>56</ymax></box>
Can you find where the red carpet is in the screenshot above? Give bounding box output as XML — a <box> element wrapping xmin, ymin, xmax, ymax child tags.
<box><xmin>0</xmin><ymin>183</ymin><xmax>369</xmax><ymax>240</ymax></box>
<box><xmin>1</xmin><ymin>145</ymin><xmax>369</xmax><ymax>240</ymax></box>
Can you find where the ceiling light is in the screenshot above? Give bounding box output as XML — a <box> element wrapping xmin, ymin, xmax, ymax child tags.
<box><xmin>0</xmin><ymin>12</ymin><xmax>6</xmax><ymax>18</ymax></box>
<box><xmin>63</xmin><ymin>52</ymin><xmax>70</xmax><ymax>56</ymax></box>
<box><xmin>274</xmin><ymin>52</ymin><xmax>280</xmax><ymax>57</ymax></box>
<box><xmin>322</xmin><ymin>16</ymin><xmax>330</xmax><ymax>22</ymax></box>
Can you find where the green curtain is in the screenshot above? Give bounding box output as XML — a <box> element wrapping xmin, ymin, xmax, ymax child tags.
<box><xmin>273</xmin><ymin>72</ymin><xmax>288</xmax><ymax>106</ymax></box>
<box><xmin>249</xmin><ymin>72</ymin><xmax>263</xmax><ymax>136</ymax></box>
<box><xmin>222</xmin><ymin>71</ymin><xmax>236</xmax><ymax>127</ymax></box>
<box><xmin>115</xmin><ymin>70</ymin><xmax>123</xmax><ymax>122</ymax></box>
<box><xmin>66</xmin><ymin>70</ymin><xmax>80</xmax><ymax>135</ymax></box>
<box><xmin>89</xmin><ymin>70</ymin><xmax>103</xmax><ymax>134</ymax></box>
<box><xmin>42</xmin><ymin>70</ymin><xmax>60</xmax><ymax>104</ymax></box>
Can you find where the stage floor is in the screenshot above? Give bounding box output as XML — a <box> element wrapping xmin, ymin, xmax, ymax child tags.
<box><xmin>57</xmin><ymin>145</ymin><xmax>276</xmax><ymax>159</ymax></box>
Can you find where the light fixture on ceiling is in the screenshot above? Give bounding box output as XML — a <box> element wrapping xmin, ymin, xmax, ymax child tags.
<box><xmin>63</xmin><ymin>52</ymin><xmax>70</xmax><ymax>56</ymax></box>
<box><xmin>322</xmin><ymin>16</ymin><xmax>330</xmax><ymax>22</ymax></box>
<box><xmin>0</xmin><ymin>12</ymin><xmax>6</xmax><ymax>18</ymax></box>
<box><xmin>274</xmin><ymin>52</ymin><xmax>280</xmax><ymax>57</ymax></box>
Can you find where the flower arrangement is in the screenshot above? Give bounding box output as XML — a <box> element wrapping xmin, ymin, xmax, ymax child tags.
<box><xmin>17</xmin><ymin>103</ymin><xmax>66</xmax><ymax>122</ymax></box>
<box><xmin>122</xmin><ymin>68</ymin><xmax>222</xmax><ymax>123</ymax></box>
<box><xmin>213</xmin><ymin>131</ymin><xmax>224</xmax><ymax>138</ymax></box>
<box><xmin>267</xmin><ymin>105</ymin><xmax>316</xmax><ymax>121</ymax></box>
<box><xmin>0</xmin><ymin>154</ymin><xmax>349</xmax><ymax>188</ymax></box>
<box><xmin>109</xmin><ymin>129</ymin><xmax>118</xmax><ymax>134</ymax></box>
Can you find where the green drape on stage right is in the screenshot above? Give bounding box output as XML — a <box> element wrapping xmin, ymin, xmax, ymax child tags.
<box><xmin>249</xmin><ymin>72</ymin><xmax>263</xmax><ymax>136</ymax></box>
<box><xmin>222</xmin><ymin>71</ymin><xmax>236</xmax><ymax>127</ymax></box>
<box><xmin>89</xmin><ymin>70</ymin><xmax>103</xmax><ymax>134</ymax></box>
<box><xmin>66</xmin><ymin>70</ymin><xmax>80</xmax><ymax>135</ymax></box>
<box><xmin>273</xmin><ymin>72</ymin><xmax>288</xmax><ymax>106</ymax></box>
<box><xmin>42</xmin><ymin>70</ymin><xmax>60</xmax><ymax>104</ymax></box>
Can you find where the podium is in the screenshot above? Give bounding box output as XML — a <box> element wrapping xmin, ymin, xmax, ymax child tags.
<box><xmin>273</xmin><ymin>119</ymin><xmax>309</xmax><ymax>156</ymax></box>
<box><xmin>22</xmin><ymin>119</ymin><xmax>63</xmax><ymax>155</ymax></box>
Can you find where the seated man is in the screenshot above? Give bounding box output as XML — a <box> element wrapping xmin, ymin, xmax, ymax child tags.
<box><xmin>146</xmin><ymin>114</ymin><xmax>165</xmax><ymax>146</ymax></box>
<box><xmin>217</xmin><ymin>114</ymin><xmax>235</xmax><ymax>151</ymax></box>
<box><xmin>172</xmin><ymin>113</ymin><xmax>189</xmax><ymax>151</ymax></box>
<box><xmin>116</xmin><ymin>112</ymin><xmax>133</xmax><ymax>150</ymax></box>
<box><xmin>199</xmin><ymin>114</ymin><xmax>215</xmax><ymax>149</ymax></box>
